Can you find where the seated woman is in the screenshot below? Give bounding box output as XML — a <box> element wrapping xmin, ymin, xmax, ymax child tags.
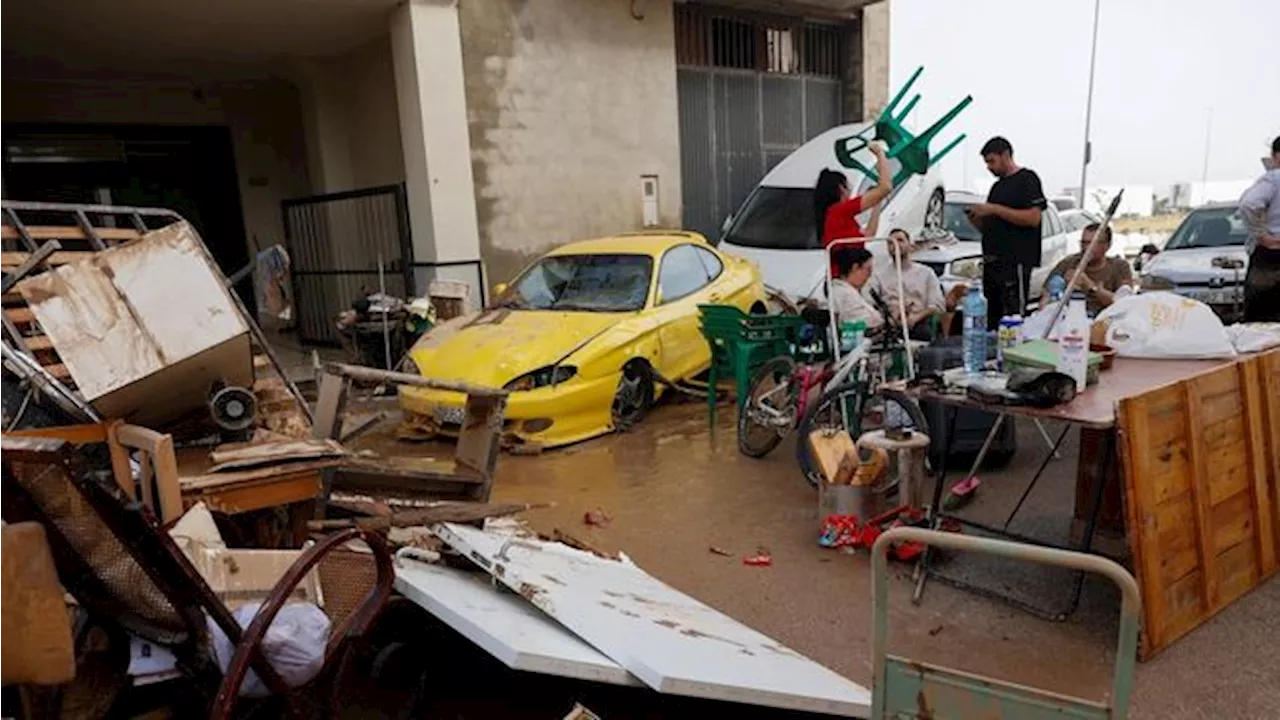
<box><xmin>829</xmin><ymin>246</ymin><xmax>883</xmax><ymax>333</ymax></box>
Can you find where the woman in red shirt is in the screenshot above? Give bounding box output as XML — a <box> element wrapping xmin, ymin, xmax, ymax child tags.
<box><xmin>815</xmin><ymin>142</ymin><xmax>894</xmax><ymax>274</ymax></box>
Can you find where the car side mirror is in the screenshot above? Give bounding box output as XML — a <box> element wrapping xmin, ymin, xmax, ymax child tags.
<box><xmin>493</xmin><ymin>282</ymin><xmax>509</xmax><ymax>297</ymax></box>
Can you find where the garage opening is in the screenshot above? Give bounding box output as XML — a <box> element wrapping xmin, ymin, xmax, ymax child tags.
<box><xmin>675</xmin><ymin>4</ymin><xmax>851</xmax><ymax>241</ymax></box>
<box><xmin>2</xmin><ymin>125</ymin><xmax>250</xmax><ymax>278</ymax></box>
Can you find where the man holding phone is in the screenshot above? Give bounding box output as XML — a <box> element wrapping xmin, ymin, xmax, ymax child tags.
<box><xmin>966</xmin><ymin>137</ymin><xmax>1047</xmax><ymax>328</ymax></box>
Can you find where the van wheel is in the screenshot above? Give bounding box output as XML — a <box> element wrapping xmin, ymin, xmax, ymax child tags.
<box><xmin>924</xmin><ymin>188</ymin><xmax>945</xmax><ymax>231</ymax></box>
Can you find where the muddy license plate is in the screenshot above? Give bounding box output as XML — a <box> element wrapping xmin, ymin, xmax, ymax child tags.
<box><xmin>433</xmin><ymin>406</ymin><xmax>465</xmax><ymax>425</ymax></box>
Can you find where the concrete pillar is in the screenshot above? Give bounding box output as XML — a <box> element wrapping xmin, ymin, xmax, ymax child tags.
<box><xmin>390</xmin><ymin>0</ymin><xmax>484</xmax><ymax>305</ymax></box>
<box><xmin>862</xmin><ymin>1</ymin><xmax>891</xmax><ymax>121</ymax></box>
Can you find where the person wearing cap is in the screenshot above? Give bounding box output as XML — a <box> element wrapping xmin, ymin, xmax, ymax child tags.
<box><xmin>1040</xmin><ymin>223</ymin><xmax>1133</xmax><ymax>316</ymax></box>
<box><xmin>1239</xmin><ymin>135</ymin><xmax>1280</xmax><ymax>322</ymax></box>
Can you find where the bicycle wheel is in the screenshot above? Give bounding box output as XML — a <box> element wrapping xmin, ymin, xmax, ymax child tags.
<box><xmin>737</xmin><ymin>355</ymin><xmax>799</xmax><ymax>458</ymax></box>
<box><xmin>795</xmin><ymin>382</ymin><xmax>928</xmax><ymax>488</ymax></box>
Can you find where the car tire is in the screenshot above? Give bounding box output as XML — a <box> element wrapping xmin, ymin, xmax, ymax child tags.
<box><xmin>612</xmin><ymin>361</ymin><xmax>655</xmax><ymax>432</ymax></box>
<box><xmin>924</xmin><ymin>188</ymin><xmax>945</xmax><ymax>232</ymax></box>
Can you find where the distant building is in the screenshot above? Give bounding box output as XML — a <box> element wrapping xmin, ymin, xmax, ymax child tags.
<box><xmin>1158</xmin><ymin>181</ymin><xmax>1253</xmax><ymax>210</ymax></box>
<box><xmin>1063</xmin><ymin>185</ymin><xmax>1155</xmax><ymax>218</ymax></box>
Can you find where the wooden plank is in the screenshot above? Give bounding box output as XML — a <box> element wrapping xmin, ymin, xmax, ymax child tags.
<box><xmin>179</xmin><ymin>457</ymin><xmax>343</xmax><ymax>492</ymax></box>
<box><xmin>184</xmin><ymin>473</ymin><xmax>323</xmax><ymax>515</ymax></box>
<box><xmin>433</xmin><ymin>523</ymin><xmax>872</xmax><ymax>716</ymax></box>
<box><xmin>1265</xmin><ymin>352</ymin><xmax>1280</xmax><ymax>563</ymax></box>
<box><xmin>1238</xmin><ymin>358</ymin><xmax>1277</xmax><ymax>576</ymax></box>
<box><xmin>0</xmin><ymin>251</ymin><xmax>98</xmax><ymax>269</ymax></box>
<box><xmin>1216</xmin><ymin>541</ymin><xmax>1259</xmax><ymax>607</ymax></box>
<box><xmin>207</xmin><ymin>438</ymin><xmax>345</xmax><ymax>473</ymax></box>
<box><xmin>17</xmin><ymin>335</ymin><xmax>54</xmax><ymax>352</ymax></box>
<box><xmin>1</xmin><ymin>226</ymin><xmax>142</xmax><ymax>243</ymax></box>
<box><xmin>1211</xmin><ymin>490</ymin><xmax>1254</xmax><ymax>554</ymax></box>
<box><xmin>8</xmin><ymin>423</ymin><xmax>108</xmax><ymax>444</ymax></box>
<box><xmin>4</xmin><ymin>307</ymin><xmax>35</xmax><ymax>325</ymax></box>
<box><xmin>311</xmin><ymin>372</ymin><xmax>350</xmax><ymax>441</ymax></box>
<box><xmin>393</xmin><ymin>558</ymin><xmax>642</xmax><ymax>687</ymax></box>
<box><xmin>1155</xmin><ymin>496</ymin><xmax>1198</xmax><ymax>586</ymax></box>
<box><xmin>1119</xmin><ymin>394</ymin><xmax>1167</xmax><ymax>657</ymax></box>
<box><xmin>1183</xmin><ymin>379</ymin><xmax>1219</xmax><ymax>608</ymax></box>
<box><xmin>1205</xmin><ymin>446</ymin><xmax>1251</xmax><ymax>505</ymax></box>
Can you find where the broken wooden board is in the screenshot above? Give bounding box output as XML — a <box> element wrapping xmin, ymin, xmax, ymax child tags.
<box><xmin>432</xmin><ymin>523</ymin><xmax>871</xmax><ymax>716</ymax></box>
<box><xmin>208</xmin><ymin>438</ymin><xmax>346</xmax><ymax>473</ymax></box>
<box><xmin>393</xmin><ymin>555</ymin><xmax>641</xmax><ymax>687</ymax></box>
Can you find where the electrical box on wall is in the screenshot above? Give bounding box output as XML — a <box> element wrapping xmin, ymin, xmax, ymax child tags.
<box><xmin>641</xmin><ymin>175</ymin><xmax>659</xmax><ymax>227</ymax></box>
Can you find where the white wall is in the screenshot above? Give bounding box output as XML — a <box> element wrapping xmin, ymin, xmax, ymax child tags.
<box><xmin>459</xmin><ymin>0</ymin><xmax>683</xmax><ymax>288</ymax></box>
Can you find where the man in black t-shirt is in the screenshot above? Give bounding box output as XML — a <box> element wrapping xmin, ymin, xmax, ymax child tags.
<box><xmin>966</xmin><ymin>137</ymin><xmax>1048</xmax><ymax>328</ymax></box>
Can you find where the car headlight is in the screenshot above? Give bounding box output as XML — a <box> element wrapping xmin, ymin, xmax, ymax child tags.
<box><xmin>397</xmin><ymin>355</ymin><xmax>421</xmax><ymax>376</ymax></box>
<box><xmin>949</xmin><ymin>257</ymin><xmax>983</xmax><ymax>280</ymax></box>
<box><xmin>504</xmin><ymin>365</ymin><xmax>577</xmax><ymax>392</ymax></box>
<box><xmin>1140</xmin><ymin>274</ymin><xmax>1176</xmax><ymax>291</ymax></box>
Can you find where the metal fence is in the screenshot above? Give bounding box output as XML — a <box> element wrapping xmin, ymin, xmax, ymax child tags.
<box><xmin>282</xmin><ymin>185</ymin><xmax>413</xmax><ymax>344</ymax></box>
<box><xmin>675</xmin><ymin>5</ymin><xmax>848</xmax><ymax>240</ymax></box>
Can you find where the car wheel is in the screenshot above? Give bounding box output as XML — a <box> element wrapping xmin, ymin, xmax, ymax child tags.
<box><xmin>924</xmin><ymin>188</ymin><xmax>945</xmax><ymax>232</ymax></box>
<box><xmin>612</xmin><ymin>361</ymin><xmax>654</xmax><ymax>431</ymax></box>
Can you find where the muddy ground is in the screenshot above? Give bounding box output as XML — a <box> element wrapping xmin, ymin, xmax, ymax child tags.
<box><xmin>351</xmin><ymin>397</ymin><xmax>1279</xmax><ymax>719</ymax></box>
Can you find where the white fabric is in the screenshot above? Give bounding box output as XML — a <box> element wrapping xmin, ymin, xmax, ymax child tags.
<box><xmin>1094</xmin><ymin>292</ymin><xmax>1236</xmax><ymax>359</ymax></box>
<box><xmin>208</xmin><ymin>602</ymin><xmax>331</xmax><ymax>698</ymax></box>
<box><xmin>829</xmin><ymin>279</ymin><xmax>883</xmax><ymax>329</ymax></box>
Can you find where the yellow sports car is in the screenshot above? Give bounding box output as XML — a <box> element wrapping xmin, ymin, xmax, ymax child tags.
<box><xmin>399</xmin><ymin>231</ymin><xmax>767</xmax><ymax>448</ymax></box>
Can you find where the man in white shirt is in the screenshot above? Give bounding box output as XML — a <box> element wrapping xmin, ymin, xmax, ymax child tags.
<box><xmin>867</xmin><ymin>229</ymin><xmax>945</xmax><ymax>339</ymax></box>
<box><xmin>829</xmin><ymin>245</ymin><xmax>883</xmax><ymax>331</ymax></box>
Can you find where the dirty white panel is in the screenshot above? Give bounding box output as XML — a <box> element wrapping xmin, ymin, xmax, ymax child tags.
<box><xmin>394</xmin><ymin>557</ymin><xmax>640</xmax><ymax>687</ymax></box>
<box><xmin>434</xmin><ymin>523</ymin><xmax>871</xmax><ymax>717</ymax></box>
<box><xmin>100</xmin><ymin>222</ymin><xmax>247</xmax><ymax>364</ymax></box>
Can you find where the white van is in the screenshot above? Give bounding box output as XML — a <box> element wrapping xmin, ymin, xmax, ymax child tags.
<box><xmin>716</xmin><ymin>122</ymin><xmax>946</xmax><ymax>302</ymax></box>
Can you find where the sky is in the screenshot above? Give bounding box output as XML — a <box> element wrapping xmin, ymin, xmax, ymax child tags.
<box><xmin>889</xmin><ymin>0</ymin><xmax>1280</xmax><ymax>197</ymax></box>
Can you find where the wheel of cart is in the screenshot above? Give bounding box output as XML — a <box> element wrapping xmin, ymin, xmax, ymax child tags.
<box><xmin>870</xmin><ymin>527</ymin><xmax>1140</xmax><ymax>720</ymax></box>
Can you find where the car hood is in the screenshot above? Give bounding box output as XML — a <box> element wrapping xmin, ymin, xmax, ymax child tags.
<box><xmin>1143</xmin><ymin>246</ymin><xmax>1249</xmax><ymax>284</ymax></box>
<box><xmin>408</xmin><ymin>309</ymin><xmax>623</xmax><ymax>388</ymax></box>
<box><xmin>912</xmin><ymin>240</ymin><xmax>982</xmax><ymax>265</ymax></box>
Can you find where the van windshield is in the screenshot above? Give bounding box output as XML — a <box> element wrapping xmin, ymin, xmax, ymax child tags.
<box><xmin>721</xmin><ymin>187</ymin><xmax>820</xmax><ymax>250</ymax></box>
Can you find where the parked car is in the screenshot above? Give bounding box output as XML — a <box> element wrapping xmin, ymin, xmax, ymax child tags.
<box><xmin>716</xmin><ymin>122</ymin><xmax>946</xmax><ymax>302</ymax></box>
<box><xmin>919</xmin><ymin>190</ymin><xmax>1075</xmax><ymax>303</ymax></box>
<box><xmin>1058</xmin><ymin>208</ymin><xmax>1101</xmax><ymax>247</ymax></box>
<box><xmin>1138</xmin><ymin>202</ymin><xmax>1248</xmax><ymax>323</ymax></box>
<box><xmin>399</xmin><ymin>231</ymin><xmax>768</xmax><ymax>449</ymax></box>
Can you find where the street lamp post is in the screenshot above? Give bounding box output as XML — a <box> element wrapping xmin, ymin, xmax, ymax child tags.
<box><xmin>1078</xmin><ymin>0</ymin><xmax>1101</xmax><ymax>210</ymax></box>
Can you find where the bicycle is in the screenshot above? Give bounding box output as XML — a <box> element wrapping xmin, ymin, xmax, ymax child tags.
<box><xmin>737</xmin><ymin>302</ymin><xmax>928</xmax><ymax>487</ymax></box>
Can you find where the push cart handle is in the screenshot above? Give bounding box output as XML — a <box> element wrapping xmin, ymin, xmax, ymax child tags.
<box><xmin>871</xmin><ymin>527</ymin><xmax>1140</xmax><ymax>717</ymax></box>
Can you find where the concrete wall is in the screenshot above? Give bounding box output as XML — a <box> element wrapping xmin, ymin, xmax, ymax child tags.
<box><xmin>2</xmin><ymin>74</ymin><xmax>312</xmax><ymax>254</ymax></box>
<box><xmin>295</xmin><ymin>35</ymin><xmax>406</xmax><ymax>194</ymax></box>
<box><xmin>459</xmin><ymin>0</ymin><xmax>683</xmax><ymax>288</ymax></box>
<box><xmin>861</xmin><ymin>0</ymin><xmax>890</xmax><ymax>120</ymax></box>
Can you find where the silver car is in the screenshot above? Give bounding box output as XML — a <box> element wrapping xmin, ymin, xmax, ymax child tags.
<box><xmin>1138</xmin><ymin>202</ymin><xmax>1249</xmax><ymax>322</ymax></box>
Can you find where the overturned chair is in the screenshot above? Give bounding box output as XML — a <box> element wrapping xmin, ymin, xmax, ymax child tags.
<box><xmin>1</xmin><ymin>435</ymin><xmax>395</xmax><ymax>719</ymax></box>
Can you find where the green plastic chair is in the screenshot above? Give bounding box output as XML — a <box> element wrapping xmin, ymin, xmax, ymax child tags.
<box><xmin>835</xmin><ymin>66</ymin><xmax>973</xmax><ymax>187</ymax></box>
<box><xmin>697</xmin><ymin>305</ymin><xmax>801</xmax><ymax>429</ymax></box>
<box><xmin>871</xmin><ymin>528</ymin><xmax>1139</xmax><ymax>719</ymax></box>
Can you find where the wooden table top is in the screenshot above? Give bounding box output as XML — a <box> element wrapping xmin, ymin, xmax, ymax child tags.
<box><xmin>893</xmin><ymin>357</ymin><xmax>1233</xmax><ymax>430</ymax></box>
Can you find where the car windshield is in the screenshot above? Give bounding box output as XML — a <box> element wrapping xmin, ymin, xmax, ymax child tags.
<box><xmin>502</xmin><ymin>254</ymin><xmax>653</xmax><ymax>312</ymax></box>
<box><xmin>721</xmin><ymin>187</ymin><xmax>819</xmax><ymax>250</ymax></box>
<box><xmin>1163</xmin><ymin>206</ymin><xmax>1247</xmax><ymax>250</ymax></box>
<box><xmin>943</xmin><ymin>201</ymin><xmax>981</xmax><ymax>242</ymax></box>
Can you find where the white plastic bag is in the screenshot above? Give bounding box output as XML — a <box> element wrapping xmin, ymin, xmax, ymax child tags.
<box><xmin>208</xmin><ymin>601</ymin><xmax>331</xmax><ymax>698</ymax></box>
<box><xmin>1226</xmin><ymin>323</ymin><xmax>1280</xmax><ymax>354</ymax></box>
<box><xmin>1094</xmin><ymin>292</ymin><xmax>1236</xmax><ymax>359</ymax></box>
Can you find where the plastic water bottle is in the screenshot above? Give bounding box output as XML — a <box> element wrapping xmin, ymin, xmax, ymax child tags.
<box><xmin>1047</xmin><ymin>274</ymin><xmax>1067</xmax><ymax>303</ymax></box>
<box><xmin>1056</xmin><ymin>291</ymin><xmax>1089</xmax><ymax>390</ymax></box>
<box><xmin>996</xmin><ymin>315</ymin><xmax>1023</xmax><ymax>371</ymax></box>
<box><xmin>962</xmin><ymin>285</ymin><xmax>988</xmax><ymax>376</ymax></box>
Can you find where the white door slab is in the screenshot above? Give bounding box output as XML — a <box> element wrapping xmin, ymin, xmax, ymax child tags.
<box><xmin>434</xmin><ymin>523</ymin><xmax>871</xmax><ymax>717</ymax></box>
<box><xmin>394</xmin><ymin>556</ymin><xmax>640</xmax><ymax>687</ymax></box>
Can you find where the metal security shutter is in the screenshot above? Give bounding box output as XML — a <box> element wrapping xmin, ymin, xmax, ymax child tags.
<box><xmin>676</xmin><ymin>6</ymin><xmax>848</xmax><ymax>241</ymax></box>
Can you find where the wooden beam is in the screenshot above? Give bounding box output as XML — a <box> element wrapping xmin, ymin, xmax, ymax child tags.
<box><xmin>0</xmin><ymin>241</ymin><xmax>61</xmax><ymax>294</ymax></box>
<box><xmin>1</xmin><ymin>251</ymin><xmax>97</xmax><ymax>269</ymax></box>
<box><xmin>325</xmin><ymin>362</ymin><xmax>508</xmax><ymax>398</ymax></box>
<box><xmin>0</xmin><ymin>226</ymin><xmax>142</xmax><ymax>243</ymax></box>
